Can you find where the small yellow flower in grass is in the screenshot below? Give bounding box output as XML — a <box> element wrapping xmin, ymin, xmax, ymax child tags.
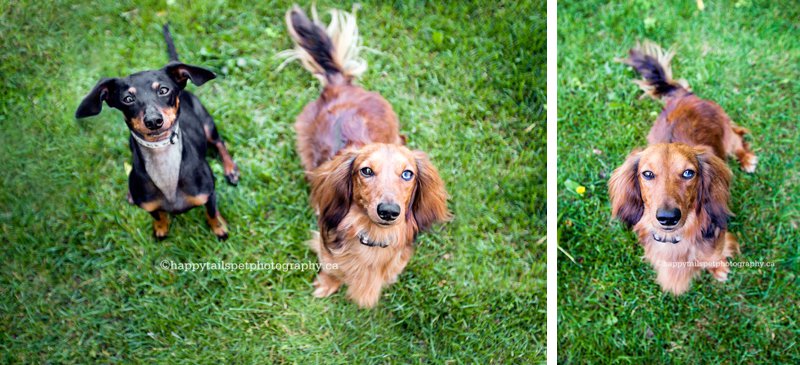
<box><xmin>564</xmin><ymin>179</ymin><xmax>586</xmax><ymax>197</ymax></box>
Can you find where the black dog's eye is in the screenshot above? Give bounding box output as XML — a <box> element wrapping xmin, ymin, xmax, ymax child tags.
<box><xmin>401</xmin><ymin>170</ymin><xmax>414</xmax><ymax>181</ymax></box>
<box><xmin>360</xmin><ymin>167</ymin><xmax>374</xmax><ymax>177</ymax></box>
<box><xmin>682</xmin><ymin>169</ymin><xmax>696</xmax><ymax>179</ymax></box>
<box><xmin>642</xmin><ymin>170</ymin><xmax>655</xmax><ymax>180</ymax></box>
<box><xmin>158</xmin><ymin>86</ymin><xmax>170</xmax><ymax>96</ymax></box>
<box><xmin>122</xmin><ymin>95</ymin><xmax>135</xmax><ymax>104</ymax></box>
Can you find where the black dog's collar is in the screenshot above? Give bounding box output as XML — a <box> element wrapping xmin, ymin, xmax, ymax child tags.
<box><xmin>358</xmin><ymin>233</ymin><xmax>388</xmax><ymax>248</ymax></box>
<box><xmin>131</xmin><ymin>124</ymin><xmax>180</xmax><ymax>149</ymax></box>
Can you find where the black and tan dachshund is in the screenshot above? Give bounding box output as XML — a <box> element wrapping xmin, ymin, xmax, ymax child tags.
<box><xmin>76</xmin><ymin>24</ymin><xmax>239</xmax><ymax>240</ymax></box>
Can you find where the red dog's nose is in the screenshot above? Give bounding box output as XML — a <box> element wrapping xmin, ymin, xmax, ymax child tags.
<box><xmin>377</xmin><ymin>202</ymin><xmax>401</xmax><ymax>221</ymax></box>
<box><xmin>656</xmin><ymin>207</ymin><xmax>681</xmax><ymax>227</ymax></box>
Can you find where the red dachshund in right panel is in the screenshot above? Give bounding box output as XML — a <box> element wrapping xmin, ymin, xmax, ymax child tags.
<box><xmin>609</xmin><ymin>41</ymin><xmax>757</xmax><ymax>295</ymax></box>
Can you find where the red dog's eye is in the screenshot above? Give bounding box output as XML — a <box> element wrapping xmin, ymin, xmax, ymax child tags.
<box><xmin>360</xmin><ymin>167</ymin><xmax>374</xmax><ymax>177</ymax></box>
<box><xmin>401</xmin><ymin>170</ymin><xmax>413</xmax><ymax>181</ymax></box>
<box><xmin>682</xmin><ymin>169</ymin><xmax>696</xmax><ymax>179</ymax></box>
<box><xmin>642</xmin><ymin>170</ymin><xmax>655</xmax><ymax>180</ymax></box>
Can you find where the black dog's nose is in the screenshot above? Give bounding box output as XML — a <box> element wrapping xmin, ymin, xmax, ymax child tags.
<box><xmin>144</xmin><ymin>116</ymin><xmax>164</xmax><ymax>130</ymax></box>
<box><xmin>656</xmin><ymin>207</ymin><xmax>681</xmax><ymax>227</ymax></box>
<box><xmin>377</xmin><ymin>203</ymin><xmax>401</xmax><ymax>221</ymax></box>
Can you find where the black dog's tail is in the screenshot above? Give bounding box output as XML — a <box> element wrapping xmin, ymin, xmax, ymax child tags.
<box><xmin>619</xmin><ymin>40</ymin><xmax>689</xmax><ymax>100</ymax></box>
<box><xmin>276</xmin><ymin>5</ymin><xmax>367</xmax><ymax>86</ymax></box>
<box><xmin>163</xmin><ymin>23</ymin><xmax>180</xmax><ymax>62</ymax></box>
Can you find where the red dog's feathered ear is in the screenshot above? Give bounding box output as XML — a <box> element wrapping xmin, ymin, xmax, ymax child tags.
<box><xmin>695</xmin><ymin>147</ymin><xmax>733</xmax><ymax>240</ymax></box>
<box><xmin>411</xmin><ymin>151</ymin><xmax>451</xmax><ymax>232</ymax></box>
<box><xmin>608</xmin><ymin>149</ymin><xmax>644</xmax><ymax>227</ymax></box>
<box><xmin>310</xmin><ymin>150</ymin><xmax>358</xmax><ymax>250</ymax></box>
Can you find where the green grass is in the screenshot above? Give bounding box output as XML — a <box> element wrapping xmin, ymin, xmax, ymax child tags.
<box><xmin>0</xmin><ymin>0</ymin><xmax>545</xmax><ymax>362</ymax></box>
<box><xmin>558</xmin><ymin>1</ymin><xmax>799</xmax><ymax>363</ymax></box>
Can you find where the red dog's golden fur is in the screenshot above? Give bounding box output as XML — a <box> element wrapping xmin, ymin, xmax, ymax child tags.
<box><xmin>609</xmin><ymin>41</ymin><xmax>757</xmax><ymax>294</ymax></box>
<box><xmin>279</xmin><ymin>6</ymin><xmax>450</xmax><ymax>308</ymax></box>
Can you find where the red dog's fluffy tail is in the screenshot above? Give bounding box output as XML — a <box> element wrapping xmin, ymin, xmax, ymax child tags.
<box><xmin>277</xmin><ymin>5</ymin><xmax>367</xmax><ymax>87</ymax></box>
<box><xmin>619</xmin><ymin>40</ymin><xmax>689</xmax><ymax>100</ymax></box>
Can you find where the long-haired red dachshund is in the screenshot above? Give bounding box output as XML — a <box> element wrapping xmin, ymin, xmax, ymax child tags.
<box><xmin>609</xmin><ymin>41</ymin><xmax>757</xmax><ymax>295</ymax></box>
<box><xmin>278</xmin><ymin>5</ymin><xmax>450</xmax><ymax>308</ymax></box>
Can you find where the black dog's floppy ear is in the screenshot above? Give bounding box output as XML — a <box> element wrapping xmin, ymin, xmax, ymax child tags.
<box><xmin>75</xmin><ymin>78</ymin><xmax>118</xmax><ymax>118</ymax></box>
<box><xmin>164</xmin><ymin>62</ymin><xmax>216</xmax><ymax>87</ymax></box>
<box><xmin>608</xmin><ymin>149</ymin><xmax>644</xmax><ymax>227</ymax></box>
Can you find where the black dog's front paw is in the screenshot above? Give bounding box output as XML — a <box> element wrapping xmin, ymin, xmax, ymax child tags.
<box><xmin>153</xmin><ymin>212</ymin><xmax>170</xmax><ymax>240</ymax></box>
<box><xmin>207</xmin><ymin>213</ymin><xmax>229</xmax><ymax>241</ymax></box>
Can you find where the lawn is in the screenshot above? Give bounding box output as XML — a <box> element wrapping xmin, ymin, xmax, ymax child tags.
<box><xmin>0</xmin><ymin>0</ymin><xmax>545</xmax><ymax>363</ymax></box>
<box><xmin>558</xmin><ymin>1</ymin><xmax>799</xmax><ymax>363</ymax></box>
